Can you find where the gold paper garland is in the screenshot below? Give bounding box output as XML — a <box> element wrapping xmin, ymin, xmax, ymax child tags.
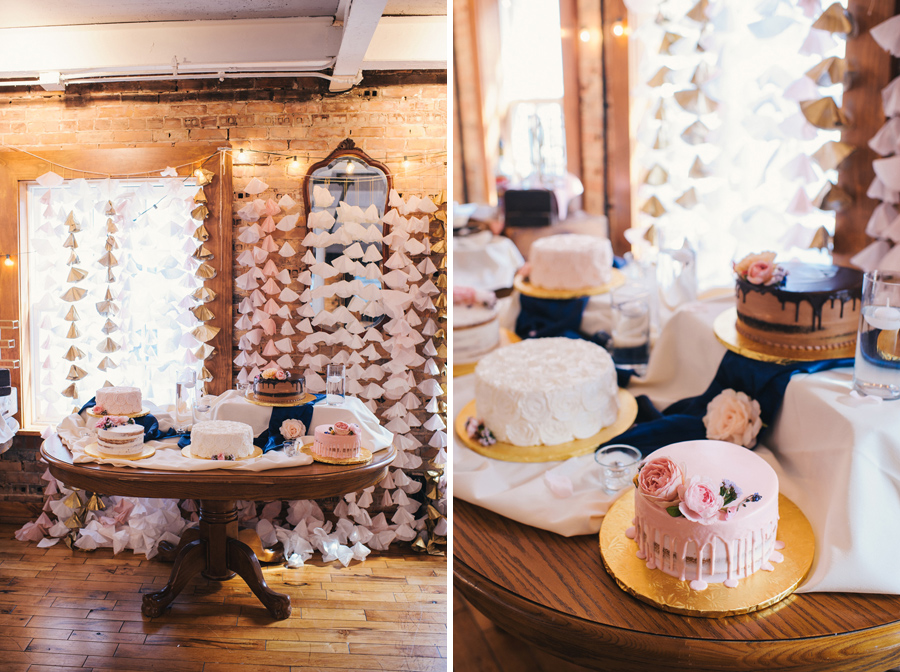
<box><xmin>191</xmin><ymin>181</ymin><xmax>216</xmax><ymax>394</ymax></box>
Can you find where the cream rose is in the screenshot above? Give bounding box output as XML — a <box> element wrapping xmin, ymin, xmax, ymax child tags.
<box><xmin>746</xmin><ymin>260</ymin><xmax>776</xmax><ymax>285</ymax></box>
<box><xmin>703</xmin><ymin>389</ymin><xmax>763</xmax><ymax>448</ymax></box>
<box><xmin>678</xmin><ymin>476</ymin><xmax>724</xmax><ymax>524</ymax></box>
<box><xmin>333</xmin><ymin>421</ymin><xmax>352</xmax><ymax>436</ymax></box>
<box><xmin>733</xmin><ymin>251</ymin><xmax>777</xmax><ymax>277</ymax></box>
<box><xmin>280</xmin><ymin>419</ymin><xmax>306</xmax><ymax>440</ymax></box>
<box><xmin>637</xmin><ymin>457</ymin><xmax>684</xmax><ymax>507</ymax></box>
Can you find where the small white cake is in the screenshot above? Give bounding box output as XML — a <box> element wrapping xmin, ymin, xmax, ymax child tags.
<box><xmin>95</xmin><ymin>386</ymin><xmax>142</xmax><ymax>415</ymax></box>
<box><xmin>190</xmin><ymin>420</ymin><xmax>255</xmax><ymax>460</ymax></box>
<box><xmin>529</xmin><ymin>234</ymin><xmax>613</xmax><ymax>291</ymax></box>
<box><xmin>475</xmin><ymin>337</ymin><xmax>619</xmax><ymax>446</ymax></box>
<box><xmin>97</xmin><ymin>424</ymin><xmax>145</xmax><ymax>455</ymax></box>
<box><xmin>453</xmin><ymin>287</ymin><xmax>500</xmax><ymax>363</ymax></box>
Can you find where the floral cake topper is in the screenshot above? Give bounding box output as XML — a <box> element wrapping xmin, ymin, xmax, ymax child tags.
<box><xmin>327</xmin><ymin>421</ymin><xmax>357</xmax><ymax>436</ymax></box>
<box><xmin>635</xmin><ymin>456</ymin><xmax>762</xmax><ymax>524</ymax></box>
<box><xmin>733</xmin><ymin>251</ymin><xmax>787</xmax><ymax>286</ymax></box>
<box><xmin>465</xmin><ymin>417</ymin><xmax>496</xmax><ymax>447</ymax></box>
<box><xmin>258</xmin><ymin>368</ymin><xmax>287</xmax><ymax>381</ymax></box>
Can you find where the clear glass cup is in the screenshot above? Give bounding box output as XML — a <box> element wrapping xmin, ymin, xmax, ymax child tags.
<box><xmin>326</xmin><ymin>363</ymin><xmax>345</xmax><ymax>405</ymax></box>
<box><xmin>174</xmin><ymin>369</ymin><xmax>196</xmax><ymax>432</ymax></box>
<box><xmin>611</xmin><ymin>285</ymin><xmax>651</xmax><ymax>377</ymax></box>
<box><xmin>595</xmin><ymin>444</ymin><xmax>642</xmax><ymax>495</ymax></box>
<box><xmin>283</xmin><ymin>438</ymin><xmax>301</xmax><ymax>457</ymax></box>
<box><xmin>853</xmin><ymin>271</ymin><xmax>900</xmax><ymax>400</ymax></box>
<box><xmin>192</xmin><ymin>399</ymin><xmax>212</xmax><ymax>425</ymax></box>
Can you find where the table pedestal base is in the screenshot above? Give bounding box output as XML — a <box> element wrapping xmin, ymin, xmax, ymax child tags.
<box><xmin>143</xmin><ymin>500</ymin><xmax>290</xmax><ymax>619</ymax></box>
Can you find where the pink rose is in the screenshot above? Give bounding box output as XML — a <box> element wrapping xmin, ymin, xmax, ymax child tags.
<box><xmin>746</xmin><ymin>260</ymin><xmax>775</xmax><ymax>285</ymax></box>
<box><xmin>262</xmin><ymin>368</ymin><xmax>278</xmax><ymax>380</ymax></box>
<box><xmin>333</xmin><ymin>421</ymin><xmax>352</xmax><ymax>436</ymax></box>
<box><xmin>637</xmin><ymin>457</ymin><xmax>684</xmax><ymax>507</ymax></box>
<box><xmin>275</xmin><ymin>370</ymin><xmax>287</xmax><ymax>381</ymax></box>
<box><xmin>92</xmin><ymin>404</ymin><xmax>105</xmax><ymax>415</ymax></box>
<box><xmin>703</xmin><ymin>389</ymin><xmax>763</xmax><ymax>448</ymax></box>
<box><xmin>733</xmin><ymin>251</ymin><xmax>777</xmax><ymax>277</ymax></box>
<box><xmin>678</xmin><ymin>476</ymin><xmax>724</xmax><ymax>524</ymax></box>
<box><xmin>453</xmin><ymin>287</ymin><xmax>476</xmax><ymax>305</ymax></box>
<box><xmin>280</xmin><ymin>419</ymin><xmax>306</xmax><ymax>440</ymax></box>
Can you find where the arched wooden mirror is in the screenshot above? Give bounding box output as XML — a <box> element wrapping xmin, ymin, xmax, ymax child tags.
<box><xmin>303</xmin><ymin>139</ymin><xmax>391</xmax><ymax>329</ymax></box>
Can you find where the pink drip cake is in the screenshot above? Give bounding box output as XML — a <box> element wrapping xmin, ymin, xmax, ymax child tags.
<box><xmin>625</xmin><ymin>440</ymin><xmax>784</xmax><ymax>591</ymax></box>
<box><xmin>311</xmin><ymin>421</ymin><xmax>361</xmax><ymax>459</ymax></box>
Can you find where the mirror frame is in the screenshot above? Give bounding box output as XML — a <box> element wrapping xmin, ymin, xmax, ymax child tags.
<box><xmin>302</xmin><ymin>138</ymin><xmax>393</xmax><ymax>254</ymax></box>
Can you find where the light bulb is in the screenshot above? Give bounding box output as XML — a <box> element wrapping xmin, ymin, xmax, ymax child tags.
<box><xmin>403</xmin><ymin>156</ymin><xmax>410</xmax><ymax>169</ymax></box>
<box><xmin>612</xmin><ymin>21</ymin><xmax>627</xmax><ymax>37</ymax></box>
<box><xmin>345</xmin><ymin>160</ymin><xmax>355</xmax><ymax>173</ymax></box>
<box><xmin>579</xmin><ymin>29</ymin><xmax>591</xmax><ymax>42</ymax></box>
<box><xmin>290</xmin><ymin>156</ymin><xmax>300</xmax><ymax>171</ymax></box>
<box><xmin>237</xmin><ymin>148</ymin><xmax>247</xmax><ymax>162</ymax></box>
<box><xmin>3</xmin><ymin>255</ymin><xmax>11</xmax><ymax>267</ymax></box>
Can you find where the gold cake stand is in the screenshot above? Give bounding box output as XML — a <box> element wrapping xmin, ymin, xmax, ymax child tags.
<box><xmin>599</xmin><ymin>491</ymin><xmax>815</xmax><ymax>618</ymax></box>
<box><xmin>181</xmin><ymin>446</ymin><xmax>263</xmax><ymax>461</ymax></box>
<box><xmin>243</xmin><ymin>392</ymin><xmax>317</xmax><ymax>408</ymax></box>
<box><xmin>514</xmin><ymin>268</ymin><xmax>626</xmax><ymax>300</ymax></box>
<box><xmin>454</xmin><ymin>388</ymin><xmax>638</xmax><ymax>463</ymax></box>
<box><xmin>453</xmin><ymin>329</ymin><xmax>521</xmax><ymax>378</ymax></box>
<box><xmin>84</xmin><ymin>442</ymin><xmax>156</xmax><ymax>461</ymax></box>
<box><xmin>714</xmin><ymin>307</ymin><xmax>856</xmax><ymax>365</ymax></box>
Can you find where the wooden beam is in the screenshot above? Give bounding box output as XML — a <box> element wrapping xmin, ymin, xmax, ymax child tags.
<box><xmin>835</xmin><ymin>0</ymin><xmax>897</xmax><ymax>264</ymax></box>
<box><xmin>602</xmin><ymin>0</ymin><xmax>632</xmax><ymax>256</ymax></box>
<box><xmin>330</xmin><ymin>0</ymin><xmax>389</xmax><ymax>91</ymax></box>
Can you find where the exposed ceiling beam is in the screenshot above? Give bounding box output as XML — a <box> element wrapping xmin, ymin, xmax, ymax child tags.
<box><xmin>329</xmin><ymin>0</ymin><xmax>389</xmax><ymax>92</ymax></box>
<box><xmin>363</xmin><ymin>16</ymin><xmax>447</xmax><ymax>70</ymax></box>
<box><xmin>0</xmin><ymin>17</ymin><xmax>341</xmax><ymax>78</ymax></box>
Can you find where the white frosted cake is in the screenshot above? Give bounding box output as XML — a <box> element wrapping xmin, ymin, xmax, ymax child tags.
<box><xmin>95</xmin><ymin>386</ymin><xmax>142</xmax><ymax>415</ymax></box>
<box><xmin>453</xmin><ymin>286</ymin><xmax>500</xmax><ymax>363</ymax></box>
<box><xmin>529</xmin><ymin>234</ymin><xmax>613</xmax><ymax>291</ymax></box>
<box><xmin>97</xmin><ymin>422</ymin><xmax>144</xmax><ymax>455</ymax></box>
<box><xmin>189</xmin><ymin>420</ymin><xmax>255</xmax><ymax>460</ymax></box>
<box><xmin>628</xmin><ymin>440</ymin><xmax>782</xmax><ymax>591</ymax></box>
<box><xmin>474</xmin><ymin>337</ymin><xmax>619</xmax><ymax>446</ymax></box>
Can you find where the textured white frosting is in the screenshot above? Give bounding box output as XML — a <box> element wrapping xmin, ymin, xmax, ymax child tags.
<box><xmin>190</xmin><ymin>420</ymin><xmax>255</xmax><ymax>459</ymax></box>
<box><xmin>454</xmin><ymin>305</ymin><xmax>500</xmax><ymax>363</ymax></box>
<box><xmin>529</xmin><ymin>234</ymin><xmax>613</xmax><ymax>290</ymax></box>
<box><xmin>97</xmin><ymin>425</ymin><xmax>144</xmax><ymax>455</ymax></box>
<box><xmin>96</xmin><ymin>386</ymin><xmax>142</xmax><ymax>415</ymax></box>
<box><xmin>474</xmin><ymin>337</ymin><xmax>619</xmax><ymax>447</ymax></box>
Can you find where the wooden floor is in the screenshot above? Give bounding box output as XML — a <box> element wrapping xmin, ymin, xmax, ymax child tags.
<box><xmin>453</xmin><ymin>589</ymin><xmax>592</xmax><ymax>672</ymax></box>
<box><xmin>0</xmin><ymin>523</ymin><xmax>447</xmax><ymax>672</ymax></box>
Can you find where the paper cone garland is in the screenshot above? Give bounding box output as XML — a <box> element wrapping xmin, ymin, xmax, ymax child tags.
<box><xmin>61</xmin><ymin>383</ymin><xmax>78</xmax><ymax>399</ymax></box>
<box><xmin>64</xmin><ymin>346</ymin><xmax>85</xmax><ymax>361</ymax></box>
<box><xmin>641</xmin><ymin>196</ymin><xmax>666</xmax><ymax>217</ymax></box>
<box><xmin>812</xmin><ymin>141</ymin><xmax>855</xmax><ymax>171</ymax></box>
<box><xmin>806</xmin><ymin>57</ymin><xmax>847</xmax><ymax>87</ymax></box>
<box><xmin>644</xmin><ymin>165</ymin><xmax>668</xmax><ymax>186</ymax></box>
<box><xmin>192</xmin><ymin>287</ymin><xmax>217</xmax><ymax>303</ymax></box>
<box><xmin>812</xmin><ymin>3</ymin><xmax>853</xmax><ymax>34</ymax></box>
<box><xmin>97</xmin><ymin>251</ymin><xmax>118</xmax><ymax>268</ymax></box>
<box><xmin>191</xmin><ymin>305</ymin><xmax>215</xmax><ymax>321</ymax></box>
<box><xmin>800</xmin><ymin>98</ymin><xmax>848</xmax><ymax>129</ymax></box>
<box><xmin>191</xmin><ymin>204</ymin><xmax>210</xmax><ymax>221</ymax></box>
<box><xmin>64</xmin><ymin>306</ymin><xmax>80</xmax><ymax>322</ymax></box>
<box><xmin>191</xmin><ymin>245</ymin><xmax>213</xmax><ymax>261</ymax></box>
<box><xmin>66</xmin><ymin>365</ymin><xmax>87</xmax><ymax>381</ymax></box>
<box><xmin>65</xmin><ymin>323</ymin><xmax>80</xmax><ymax>339</ymax></box>
<box><xmin>66</xmin><ymin>268</ymin><xmax>87</xmax><ymax>283</ymax></box>
<box><xmin>192</xmin><ymin>324</ymin><xmax>220</xmax><ymax>343</ymax></box>
<box><xmin>97</xmin><ymin>337</ymin><xmax>120</xmax><ymax>353</ymax></box>
<box><xmin>97</xmin><ymin>356</ymin><xmax>117</xmax><ymax>371</ymax></box>
<box><xmin>63</xmin><ymin>234</ymin><xmax>78</xmax><ymax>249</ymax></box>
<box><xmin>814</xmin><ymin>182</ymin><xmax>853</xmax><ymax>212</ymax></box>
<box><xmin>676</xmin><ymin>188</ymin><xmax>699</xmax><ymax>209</ymax></box>
<box><xmin>61</xmin><ymin>287</ymin><xmax>86</xmax><ymax>302</ymax></box>
<box><xmin>65</xmin><ymin>212</ymin><xmax>81</xmax><ymax>233</ymax></box>
<box><xmin>196</xmin><ymin>263</ymin><xmax>217</xmax><ymax>279</ymax></box>
<box><xmin>193</xmin><ymin>224</ymin><xmax>210</xmax><ymax>242</ymax></box>
<box><xmin>194</xmin><ymin>168</ymin><xmax>215</xmax><ymax>186</ymax></box>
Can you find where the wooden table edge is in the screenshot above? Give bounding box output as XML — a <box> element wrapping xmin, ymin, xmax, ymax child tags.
<box><xmin>455</xmin><ymin>558</ymin><xmax>900</xmax><ymax>672</ymax></box>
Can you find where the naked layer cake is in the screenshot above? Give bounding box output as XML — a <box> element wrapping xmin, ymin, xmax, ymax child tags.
<box><xmin>96</xmin><ymin>417</ymin><xmax>145</xmax><ymax>456</ymax></box>
<box><xmin>453</xmin><ymin>286</ymin><xmax>500</xmax><ymax>364</ymax></box>
<box><xmin>627</xmin><ymin>440</ymin><xmax>783</xmax><ymax>591</ymax></box>
<box><xmin>733</xmin><ymin>253</ymin><xmax>863</xmax><ymax>350</ymax></box>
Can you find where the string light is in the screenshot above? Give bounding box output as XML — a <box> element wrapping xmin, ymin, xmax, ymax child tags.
<box><xmin>612</xmin><ymin>21</ymin><xmax>628</xmax><ymax>37</ymax></box>
<box><xmin>345</xmin><ymin>160</ymin><xmax>355</xmax><ymax>173</ymax></box>
<box><xmin>579</xmin><ymin>28</ymin><xmax>591</xmax><ymax>42</ymax></box>
<box><xmin>403</xmin><ymin>156</ymin><xmax>410</xmax><ymax>169</ymax></box>
<box><xmin>290</xmin><ymin>156</ymin><xmax>300</xmax><ymax>171</ymax></box>
<box><xmin>236</xmin><ymin>147</ymin><xmax>247</xmax><ymax>162</ymax></box>
<box><xmin>4</xmin><ymin>255</ymin><xmax>12</xmax><ymax>267</ymax></box>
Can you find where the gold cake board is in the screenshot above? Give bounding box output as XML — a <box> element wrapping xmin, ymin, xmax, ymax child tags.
<box><xmin>86</xmin><ymin>407</ymin><xmax>151</xmax><ymax>419</ymax></box>
<box><xmin>514</xmin><ymin>267</ymin><xmax>626</xmax><ymax>299</ymax></box>
<box><xmin>244</xmin><ymin>392</ymin><xmax>317</xmax><ymax>407</ymax></box>
<box><xmin>181</xmin><ymin>446</ymin><xmax>263</xmax><ymax>461</ymax></box>
<box><xmin>454</xmin><ymin>388</ymin><xmax>638</xmax><ymax>463</ymax></box>
<box><xmin>85</xmin><ymin>442</ymin><xmax>156</xmax><ymax>461</ymax></box>
<box><xmin>453</xmin><ymin>329</ymin><xmax>521</xmax><ymax>378</ymax></box>
<box><xmin>714</xmin><ymin>307</ymin><xmax>855</xmax><ymax>365</ymax></box>
<box><xmin>301</xmin><ymin>444</ymin><xmax>373</xmax><ymax>466</ymax></box>
<box><xmin>599</xmin><ymin>491</ymin><xmax>814</xmax><ymax>618</ymax></box>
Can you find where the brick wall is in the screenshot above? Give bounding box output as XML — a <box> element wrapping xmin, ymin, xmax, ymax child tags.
<box><xmin>0</xmin><ymin>72</ymin><xmax>448</xmax><ymax>522</ymax></box>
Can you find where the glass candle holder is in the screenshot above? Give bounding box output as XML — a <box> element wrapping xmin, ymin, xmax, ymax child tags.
<box><xmin>326</xmin><ymin>363</ymin><xmax>346</xmax><ymax>405</ymax></box>
<box><xmin>853</xmin><ymin>270</ymin><xmax>900</xmax><ymax>400</ymax></box>
<box><xmin>595</xmin><ymin>444</ymin><xmax>642</xmax><ymax>495</ymax></box>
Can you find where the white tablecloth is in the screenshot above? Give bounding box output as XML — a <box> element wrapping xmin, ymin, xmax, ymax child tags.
<box><xmin>454</xmin><ymin>294</ymin><xmax>900</xmax><ymax>594</ymax></box>
<box><xmin>453</xmin><ymin>231</ymin><xmax>524</xmax><ymax>291</ymax></box>
<box><xmin>57</xmin><ymin>392</ymin><xmax>392</xmax><ymax>472</ymax></box>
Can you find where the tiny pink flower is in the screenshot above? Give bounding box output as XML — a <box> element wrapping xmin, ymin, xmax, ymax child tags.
<box><xmin>275</xmin><ymin>370</ymin><xmax>287</xmax><ymax>381</ymax></box>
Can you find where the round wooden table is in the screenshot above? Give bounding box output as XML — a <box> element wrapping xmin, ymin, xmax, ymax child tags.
<box><xmin>454</xmin><ymin>498</ymin><xmax>900</xmax><ymax>672</ymax></box>
<box><xmin>41</xmin><ymin>435</ymin><xmax>394</xmax><ymax>620</ymax></box>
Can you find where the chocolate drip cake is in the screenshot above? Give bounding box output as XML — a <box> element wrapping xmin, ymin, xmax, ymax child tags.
<box><xmin>735</xmin><ymin>262</ymin><xmax>863</xmax><ymax>350</ymax></box>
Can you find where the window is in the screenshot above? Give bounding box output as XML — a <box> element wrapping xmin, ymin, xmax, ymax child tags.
<box><xmin>21</xmin><ymin>178</ymin><xmax>204</xmax><ymax>424</ymax></box>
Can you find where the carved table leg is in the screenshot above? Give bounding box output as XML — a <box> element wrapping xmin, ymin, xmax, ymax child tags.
<box><xmin>142</xmin><ymin>539</ymin><xmax>205</xmax><ymax>618</ymax></box>
<box><xmin>227</xmin><ymin>537</ymin><xmax>292</xmax><ymax>620</ymax></box>
<box><xmin>156</xmin><ymin>526</ymin><xmax>200</xmax><ymax>562</ymax></box>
